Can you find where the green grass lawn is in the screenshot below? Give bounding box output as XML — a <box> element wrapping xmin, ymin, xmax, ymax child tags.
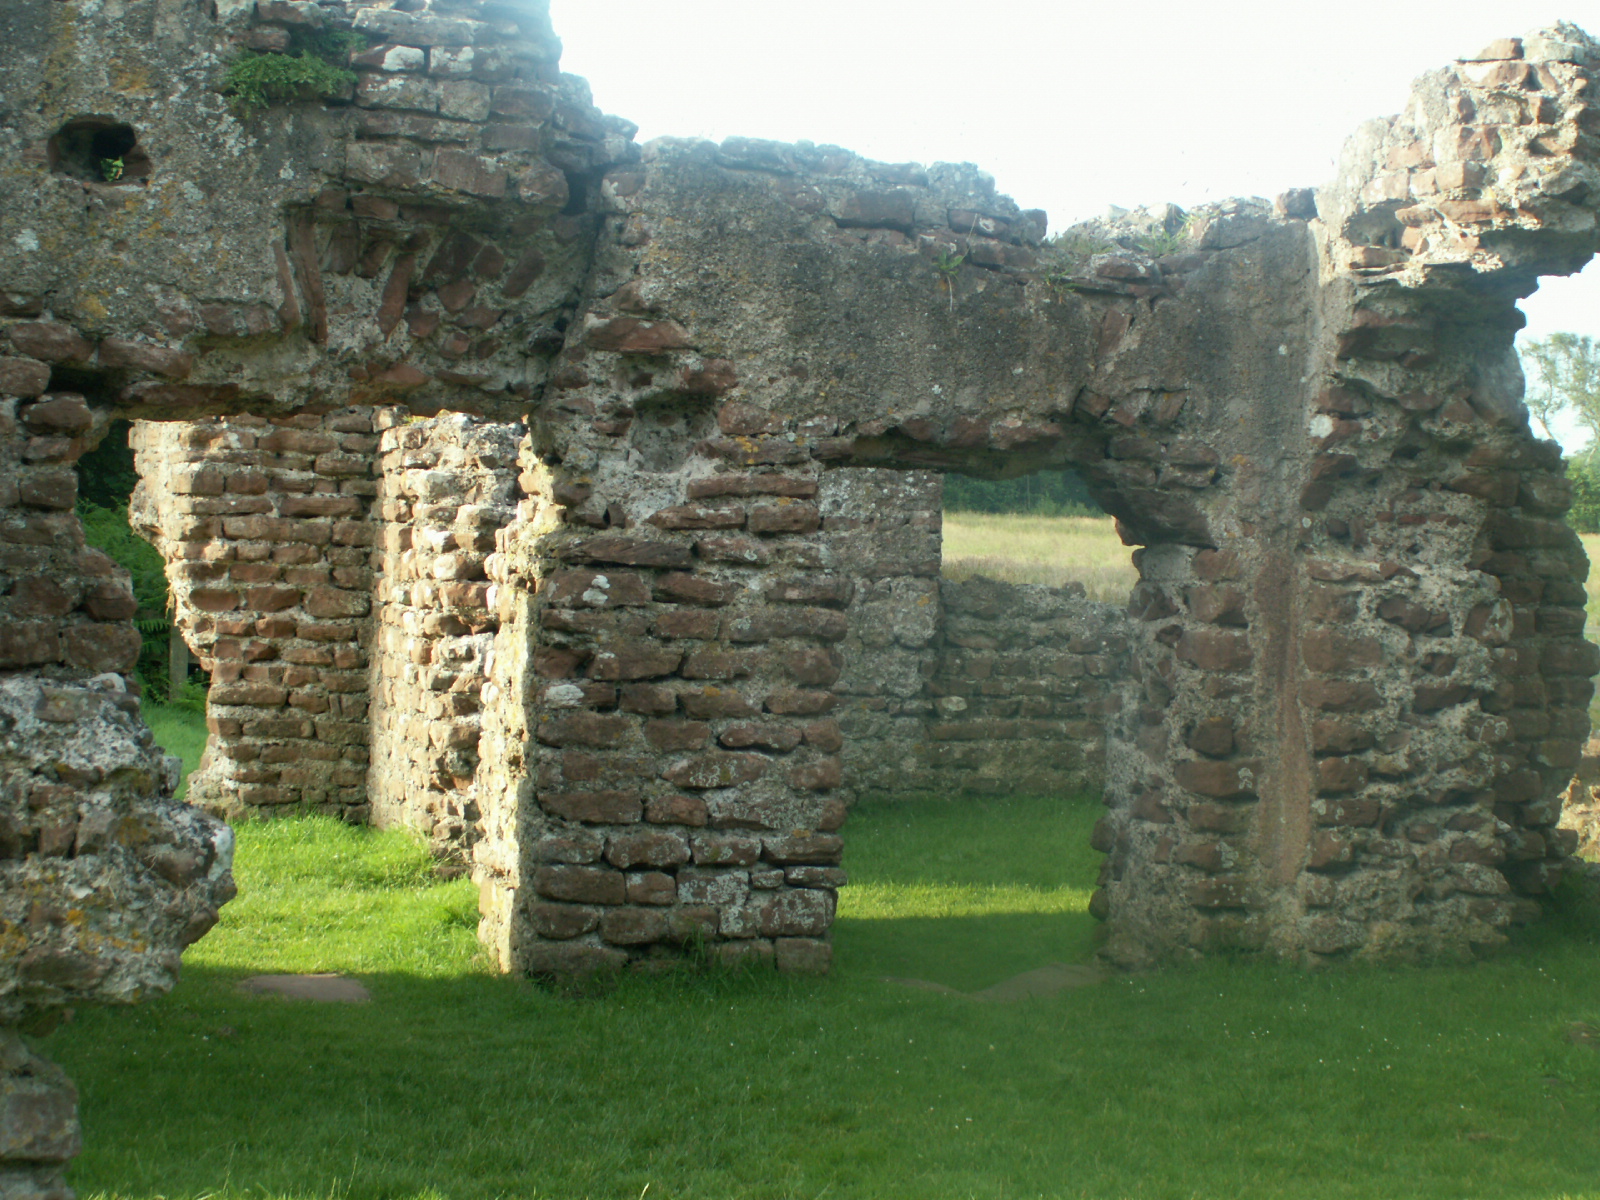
<box><xmin>143</xmin><ymin>698</ymin><xmax>209</xmax><ymax>800</ymax></box>
<box><xmin>48</xmin><ymin>792</ymin><xmax>1600</xmax><ymax>1200</ymax></box>
<box><xmin>942</xmin><ymin>513</ymin><xmax>1136</xmax><ymax>603</ymax></box>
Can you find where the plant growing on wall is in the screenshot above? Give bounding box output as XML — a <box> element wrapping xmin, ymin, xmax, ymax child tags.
<box><xmin>223</xmin><ymin>28</ymin><xmax>366</xmax><ymax>114</ymax></box>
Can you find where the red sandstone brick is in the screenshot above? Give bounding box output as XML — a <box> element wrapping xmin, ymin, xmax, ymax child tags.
<box><xmin>528</xmin><ymin>902</ymin><xmax>601</xmax><ymax>939</ymax></box>
<box><xmin>691</xmin><ymin>834</ymin><xmax>761</xmax><ymax>866</ymax></box>
<box><xmin>687</xmin><ymin>474</ymin><xmax>818</xmax><ymax>500</ymax></box>
<box><xmin>588</xmin><ymin>645</ymin><xmax>682</xmax><ymax>681</ymax></box>
<box><xmin>1302</xmin><ymin>679</ymin><xmax>1382</xmax><ymax>712</ymax></box>
<box><xmin>535</xmin><ymin>712</ymin><xmax>633</xmax><ymax>748</ymax></box>
<box><xmin>584</xmin><ymin>317</ymin><xmax>692</xmax><ymax>353</ymax></box>
<box><xmin>1186</xmin><ymin>585</ymin><xmax>1247</xmax><ymax>626</ymax></box>
<box><xmin>748</xmin><ymin>503</ymin><xmax>821</xmax><ymax>535</ymax></box>
<box><xmin>643</xmin><ymin>720</ymin><xmax>711</xmax><ymax>751</ymax></box>
<box><xmin>1173</xmin><ymin>760</ymin><xmax>1254</xmax><ymax>799</ymax></box>
<box><xmin>661</xmin><ymin>751</ymin><xmax>768</xmax><ymax>789</ymax></box>
<box><xmin>540</xmin><ymin>789</ymin><xmax>642</xmax><ymax>823</ymax></box>
<box><xmin>599</xmin><ymin>907</ymin><xmax>671</xmax><ymax>945</ymax></box>
<box><xmin>648</xmin><ymin>504</ymin><xmax>745</xmax><ymax>531</ymax></box>
<box><xmin>765</xmin><ymin>688</ymin><xmax>836</xmax><ymax>715</ymax></box>
<box><xmin>1302</xmin><ymin>631</ymin><xmax>1384</xmax><ymax>674</ymax></box>
<box><xmin>1316</xmin><ymin>757</ymin><xmax>1368</xmax><ymax>795</ymax></box>
<box><xmin>0</xmin><ymin>358</ymin><xmax>50</xmax><ymax>397</ymax></box>
<box><xmin>654</xmin><ymin>610</ymin><xmax>719</xmax><ymax>639</ymax></box>
<box><xmin>534</xmin><ymin>865</ymin><xmax>626</xmax><ymax>905</ymax></box>
<box><xmin>695</xmin><ymin>535</ymin><xmax>772</xmax><ymax>565</ymax></box>
<box><xmin>8</xmin><ymin>323</ymin><xmax>92</xmax><ymax>362</ymax></box>
<box><xmin>1312</xmin><ymin>719</ymin><xmax>1374</xmax><ymax>755</ymax></box>
<box><xmin>1306</xmin><ymin>832</ymin><xmax>1354</xmax><ymax>872</ymax></box>
<box><xmin>681</xmin><ymin>650</ymin><xmax>761</xmax><ymax>680</ymax></box>
<box><xmin>788</xmin><ymin>757</ymin><xmax>843</xmax><ymax>790</ymax></box>
<box><xmin>654</xmin><ymin>572</ymin><xmax>740</xmax><ymax>606</ymax></box>
<box><xmin>546</xmin><ymin>569</ymin><xmax>652</xmax><ymax>608</ymax></box>
<box><xmin>645</xmin><ymin>793</ymin><xmax>709</xmax><ymax>826</ymax></box>
<box><xmin>620</xmin><ymin>872</ymin><xmax>674</xmax><ymax>906</ymax></box>
<box><xmin>565</xmin><ymin>535</ymin><xmax>693</xmax><ymax>569</ymax></box>
<box><xmin>679</xmin><ymin>686</ymin><xmax>757</xmax><ymax>719</ymax></box>
<box><xmin>1185</xmin><ymin>717</ymin><xmax>1235</xmax><ymax>758</ymax></box>
<box><xmin>720</xmin><ymin>722</ymin><xmax>802</xmax><ymax>752</ymax></box>
<box><xmin>1177</xmin><ymin>629</ymin><xmax>1252</xmax><ymax>672</ymax></box>
<box><xmin>755</xmin><ymin>890</ymin><xmax>833</xmax><ymax>937</ymax></box>
<box><xmin>604</xmin><ymin>829</ymin><xmax>690</xmax><ymax>869</ymax></box>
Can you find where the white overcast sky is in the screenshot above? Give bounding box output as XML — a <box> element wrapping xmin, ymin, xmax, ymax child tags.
<box><xmin>550</xmin><ymin>0</ymin><xmax>1600</xmax><ymax>447</ymax></box>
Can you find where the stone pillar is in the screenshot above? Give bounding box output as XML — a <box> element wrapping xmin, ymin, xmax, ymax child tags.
<box><xmin>130</xmin><ymin>410</ymin><xmax>379</xmax><ymax>819</ymax></box>
<box><xmin>368</xmin><ymin>411</ymin><xmax>520</xmax><ymax>859</ymax></box>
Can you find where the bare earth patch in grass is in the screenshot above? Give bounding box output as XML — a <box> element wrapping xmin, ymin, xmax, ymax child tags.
<box><xmin>942</xmin><ymin>512</ymin><xmax>1136</xmax><ymax>602</ymax></box>
<box><xmin>48</xmin><ymin>793</ymin><xmax>1600</xmax><ymax>1200</ymax></box>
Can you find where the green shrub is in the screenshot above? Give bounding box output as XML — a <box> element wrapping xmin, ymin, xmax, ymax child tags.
<box><xmin>943</xmin><ymin>469</ymin><xmax>1102</xmax><ymax>517</ymax></box>
<box><xmin>78</xmin><ymin>499</ymin><xmax>177</xmax><ymax>698</ymax></box>
<box><xmin>222</xmin><ymin>28</ymin><xmax>364</xmax><ymax>114</ymax></box>
<box><xmin>1569</xmin><ymin>457</ymin><xmax>1600</xmax><ymax>533</ymax></box>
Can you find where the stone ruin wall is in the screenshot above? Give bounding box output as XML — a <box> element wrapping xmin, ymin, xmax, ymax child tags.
<box><xmin>129</xmin><ymin>409</ymin><xmax>380</xmax><ymax>821</ymax></box>
<box><xmin>368</xmin><ymin>412</ymin><xmax>520</xmax><ymax>856</ymax></box>
<box><xmin>131</xmin><ymin>411</ymin><xmax>1117</xmax><ymax>848</ymax></box>
<box><xmin>6</xmin><ymin>0</ymin><xmax>1600</xmax><ymax>1190</ymax></box>
<box><xmin>822</xmin><ymin>468</ymin><xmax>1123</xmax><ymax>800</ymax></box>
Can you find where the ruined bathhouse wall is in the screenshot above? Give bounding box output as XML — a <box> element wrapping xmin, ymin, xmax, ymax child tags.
<box><xmin>475</xmin><ymin>437</ymin><xmax>852</xmax><ymax>976</ymax></box>
<box><xmin>822</xmin><ymin>468</ymin><xmax>941</xmax><ymax>796</ymax></box>
<box><xmin>14</xmin><ymin>11</ymin><xmax>1600</xmax><ymax>1186</ymax></box>
<box><xmin>131</xmin><ymin>407</ymin><xmax>522</xmax><ymax>847</ymax></box>
<box><xmin>368</xmin><ymin>412</ymin><xmax>520</xmax><ymax>857</ymax></box>
<box><xmin>821</xmin><ymin>467</ymin><xmax>1122</xmax><ymax>799</ymax></box>
<box><xmin>0</xmin><ymin>0</ymin><xmax>618</xmax><ymax>1187</ymax></box>
<box><xmin>130</xmin><ymin>412</ymin><xmax>380</xmax><ymax>820</ymax></box>
<box><xmin>0</xmin><ymin>387</ymin><xmax>232</xmax><ymax>1197</ymax></box>
<box><xmin>921</xmin><ymin>578</ymin><xmax>1125</xmax><ymax>799</ymax></box>
<box><xmin>0</xmin><ymin>673</ymin><xmax>233</xmax><ymax>1199</ymax></box>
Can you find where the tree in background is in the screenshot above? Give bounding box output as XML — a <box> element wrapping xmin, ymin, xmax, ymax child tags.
<box><xmin>943</xmin><ymin>469</ymin><xmax>1102</xmax><ymax>516</ymax></box>
<box><xmin>1521</xmin><ymin>333</ymin><xmax>1600</xmax><ymax>533</ymax></box>
<box><xmin>74</xmin><ymin>422</ymin><xmax>202</xmax><ymax>705</ymax></box>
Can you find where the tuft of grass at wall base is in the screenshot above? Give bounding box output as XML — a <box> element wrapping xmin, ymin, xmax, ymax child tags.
<box><xmin>50</xmin><ymin>795</ymin><xmax>1600</xmax><ymax>1200</ymax></box>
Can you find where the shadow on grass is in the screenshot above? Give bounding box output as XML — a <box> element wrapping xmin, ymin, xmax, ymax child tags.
<box><xmin>47</xmin><ymin>807</ymin><xmax>1600</xmax><ymax>1200</ymax></box>
<box><xmin>835</xmin><ymin>910</ymin><xmax>1099</xmax><ymax>992</ymax></box>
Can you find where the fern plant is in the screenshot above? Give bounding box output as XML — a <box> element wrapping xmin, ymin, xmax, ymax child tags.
<box><xmin>223</xmin><ymin>28</ymin><xmax>364</xmax><ymax>114</ymax></box>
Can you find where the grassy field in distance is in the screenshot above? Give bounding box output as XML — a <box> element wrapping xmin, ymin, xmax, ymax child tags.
<box><xmin>942</xmin><ymin>512</ymin><xmax>1136</xmax><ymax>602</ymax></box>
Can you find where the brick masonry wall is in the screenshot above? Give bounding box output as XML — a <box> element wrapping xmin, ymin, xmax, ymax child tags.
<box><xmin>823</xmin><ymin>468</ymin><xmax>940</xmax><ymax>795</ymax></box>
<box><xmin>822</xmin><ymin>467</ymin><xmax>1121</xmax><ymax>799</ymax></box>
<box><xmin>923</xmin><ymin>578</ymin><xmax>1125</xmax><ymax>798</ymax></box>
<box><xmin>11</xmin><ymin>23</ymin><xmax>1600</xmax><ymax>1180</ymax></box>
<box><xmin>368</xmin><ymin>411</ymin><xmax>520</xmax><ymax>859</ymax></box>
<box><xmin>130</xmin><ymin>411</ymin><xmax>379</xmax><ymax>820</ymax></box>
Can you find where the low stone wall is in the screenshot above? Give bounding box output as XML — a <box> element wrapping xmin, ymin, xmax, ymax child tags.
<box><xmin>473</xmin><ymin>434</ymin><xmax>852</xmax><ymax>976</ymax></box>
<box><xmin>0</xmin><ymin>390</ymin><xmax>141</xmax><ymax>678</ymax></box>
<box><xmin>922</xmin><ymin>577</ymin><xmax>1125</xmax><ymax>797</ymax></box>
<box><xmin>368</xmin><ymin>412</ymin><xmax>520</xmax><ymax>859</ymax></box>
<box><xmin>822</xmin><ymin>467</ymin><xmax>1124</xmax><ymax>800</ymax></box>
<box><xmin>130</xmin><ymin>410</ymin><xmax>379</xmax><ymax>820</ymax></box>
<box><xmin>823</xmin><ymin>468</ymin><xmax>942</xmax><ymax>796</ymax></box>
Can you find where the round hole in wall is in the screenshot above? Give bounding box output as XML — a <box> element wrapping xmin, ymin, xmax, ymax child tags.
<box><xmin>47</xmin><ymin>116</ymin><xmax>150</xmax><ymax>185</ymax></box>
